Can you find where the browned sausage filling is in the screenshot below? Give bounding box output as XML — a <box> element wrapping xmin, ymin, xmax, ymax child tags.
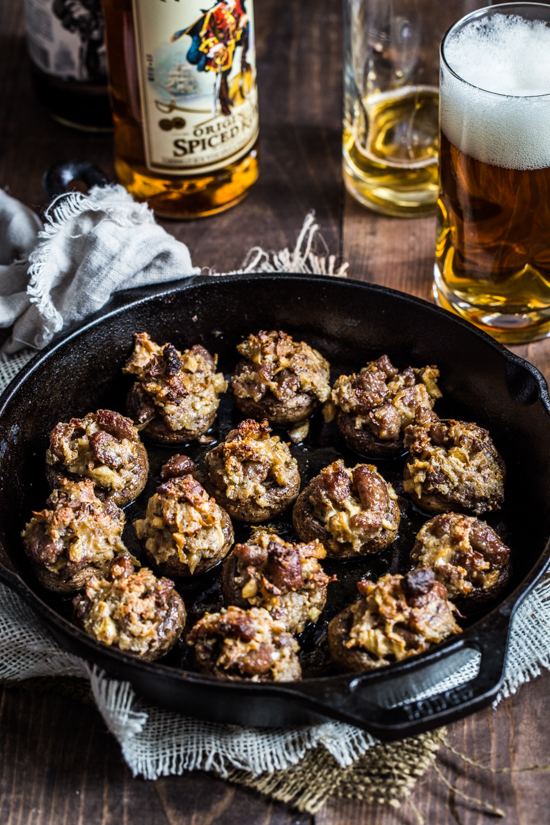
<box><xmin>206</xmin><ymin>419</ymin><xmax>299</xmax><ymax>508</ymax></box>
<box><xmin>134</xmin><ymin>475</ymin><xmax>228</xmax><ymax>574</ymax></box>
<box><xmin>187</xmin><ymin>605</ymin><xmax>301</xmax><ymax>681</ymax></box>
<box><xmin>160</xmin><ymin>454</ymin><xmax>198</xmax><ymax>481</ymax></box>
<box><xmin>404</xmin><ymin>409</ymin><xmax>505</xmax><ymax>515</ymax></box>
<box><xmin>231</xmin><ymin>330</ymin><xmax>330</xmax><ymax>406</ymax></box>
<box><xmin>411</xmin><ymin>513</ymin><xmax>511</xmax><ymax>598</ymax></box>
<box><xmin>308</xmin><ymin>460</ymin><xmax>399</xmax><ymax>553</ymax></box>
<box><xmin>21</xmin><ymin>479</ymin><xmax>126</xmax><ymax>580</ymax></box>
<box><xmin>46</xmin><ymin>410</ymin><xmax>144</xmax><ymax>494</ymax></box>
<box><xmin>346</xmin><ymin>569</ymin><xmax>461</xmax><ymax>665</ymax></box>
<box><xmin>327</xmin><ymin>355</ymin><xmax>441</xmax><ymax>441</ymax></box>
<box><xmin>73</xmin><ymin>556</ymin><xmax>183</xmax><ymax>657</ymax></box>
<box><xmin>231</xmin><ymin>531</ymin><xmax>336</xmax><ymax>633</ymax></box>
<box><xmin>123</xmin><ymin>332</ymin><xmax>227</xmax><ymax>433</ymax></box>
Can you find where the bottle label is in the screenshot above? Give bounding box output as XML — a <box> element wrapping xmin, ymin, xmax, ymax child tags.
<box><xmin>132</xmin><ymin>0</ymin><xmax>259</xmax><ymax>175</ymax></box>
<box><xmin>23</xmin><ymin>0</ymin><xmax>107</xmax><ymax>84</ymax></box>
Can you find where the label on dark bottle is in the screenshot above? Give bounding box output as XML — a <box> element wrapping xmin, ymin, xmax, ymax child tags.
<box><xmin>132</xmin><ymin>0</ymin><xmax>259</xmax><ymax>174</ymax></box>
<box><xmin>23</xmin><ymin>0</ymin><xmax>107</xmax><ymax>84</ymax></box>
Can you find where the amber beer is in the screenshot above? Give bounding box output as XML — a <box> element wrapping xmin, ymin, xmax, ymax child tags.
<box><xmin>343</xmin><ymin>86</ymin><xmax>440</xmax><ymax>218</ymax></box>
<box><xmin>436</xmin><ymin>134</ymin><xmax>550</xmax><ymax>313</ymax></box>
<box><xmin>434</xmin><ymin>5</ymin><xmax>550</xmax><ymax>343</ymax></box>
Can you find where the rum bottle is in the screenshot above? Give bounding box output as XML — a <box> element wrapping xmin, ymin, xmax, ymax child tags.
<box><xmin>102</xmin><ymin>0</ymin><xmax>260</xmax><ymax>218</ymax></box>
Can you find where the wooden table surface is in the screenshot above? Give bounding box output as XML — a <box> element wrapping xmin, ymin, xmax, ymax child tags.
<box><xmin>2</xmin><ymin>1</ymin><xmax>550</xmax><ymax>823</ymax></box>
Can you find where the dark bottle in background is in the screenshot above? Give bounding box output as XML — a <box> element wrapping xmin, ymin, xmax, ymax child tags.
<box><xmin>22</xmin><ymin>0</ymin><xmax>112</xmax><ymax>132</ymax></box>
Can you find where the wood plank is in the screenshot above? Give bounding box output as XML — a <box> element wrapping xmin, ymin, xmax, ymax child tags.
<box><xmin>0</xmin><ymin>0</ymin><xmax>329</xmax><ymax>822</ymax></box>
<box><xmin>0</xmin><ymin>0</ymin><xmax>343</xmax><ymax>276</ymax></box>
<box><xmin>0</xmin><ymin>686</ymin><xmax>312</xmax><ymax>825</ymax></box>
<box><xmin>5</xmin><ymin>672</ymin><xmax>549</xmax><ymax>825</ymax></box>
<box><xmin>342</xmin><ymin>193</ymin><xmax>437</xmax><ymax>300</ymax></box>
<box><xmin>2</xmin><ymin>0</ymin><xmax>550</xmax><ymax>823</ymax></box>
<box><xmin>317</xmin><ymin>672</ymin><xmax>550</xmax><ymax>825</ymax></box>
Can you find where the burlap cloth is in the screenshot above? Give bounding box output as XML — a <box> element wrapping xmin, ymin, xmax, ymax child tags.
<box><xmin>1</xmin><ymin>215</ymin><xmax>549</xmax><ymax>816</ymax></box>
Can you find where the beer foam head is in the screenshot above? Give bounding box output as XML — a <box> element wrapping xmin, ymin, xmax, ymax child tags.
<box><xmin>441</xmin><ymin>13</ymin><xmax>550</xmax><ymax>169</ymax></box>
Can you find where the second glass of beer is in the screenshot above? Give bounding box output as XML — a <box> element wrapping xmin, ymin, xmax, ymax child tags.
<box><xmin>343</xmin><ymin>0</ymin><xmax>483</xmax><ymax>217</ymax></box>
<box><xmin>434</xmin><ymin>3</ymin><xmax>550</xmax><ymax>343</ymax></box>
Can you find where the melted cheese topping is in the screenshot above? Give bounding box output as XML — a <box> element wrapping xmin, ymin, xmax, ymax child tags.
<box><xmin>234</xmin><ymin>330</ymin><xmax>331</xmax><ymax>403</ymax></box>
<box><xmin>46</xmin><ymin>413</ymin><xmax>141</xmax><ymax>492</ymax></box>
<box><xmin>332</xmin><ymin>364</ymin><xmax>441</xmax><ymax>417</ymax></box>
<box><xmin>188</xmin><ymin>606</ymin><xmax>301</xmax><ymax>682</ymax></box>
<box><xmin>80</xmin><ymin>567</ymin><xmax>175</xmax><ymax>656</ymax></box>
<box><xmin>22</xmin><ymin>480</ymin><xmax>126</xmax><ymax>575</ymax></box>
<box><xmin>234</xmin><ymin>531</ymin><xmax>331</xmax><ymax>633</ymax></box>
<box><xmin>403</xmin><ymin>421</ymin><xmax>504</xmax><ymax>513</ymax></box>
<box><xmin>219</xmin><ymin>430</ymin><xmax>298</xmax><ymax>506</ymax></box>
<box><xmin>346</xmin><ymin>574</ymin><xmax>461</xmax><ymax>664</ymax></box>
<box><xmin>309</xmin><ymin>464</ymin><xmax>398</xmax><ymax>552</ymax></box>
<box><xmin>412</xmin><ymin>516</ymin><xmax>503</xmax><ymax>596</ymax></box>
<box><xmin>134</xmin><ymin>480</ymin><xmax>226</xmax><ymax>574</ymax></box>
<box><xmin>124</xmin><ymin>333</ymin><xmax>228</xmax><ymax>432</ymax></box>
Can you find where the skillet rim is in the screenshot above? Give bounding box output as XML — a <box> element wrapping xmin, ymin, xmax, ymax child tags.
<box><xmin>1</xmin><ymin>272</ymin><xmax>549</xmax><ymax>722</ymax></box>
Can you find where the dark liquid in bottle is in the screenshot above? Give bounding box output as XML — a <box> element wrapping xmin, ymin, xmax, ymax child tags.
<box><xmin>29</xmin><ymin>62</ymin><xmax>112</xmax><ymax>132</ymax></box>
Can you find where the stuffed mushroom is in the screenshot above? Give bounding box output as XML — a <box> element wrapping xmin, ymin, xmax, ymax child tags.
<box><xmin>134</xmin><ymin>459</ymin><xmax>234</xmax><ymax>577</ymax></box>
<box><xmin>326</xmin><ymin>355</ymin><xmax>442</xmax><ymax>457</ymax></box>
<box><xmin>204</xmin><ymin>418</ymin><xmax>301</xmax><ymax>522</ymax></box>
<box><xmin>187</xmin><ymin>605</ymin><xmax>302</xmax><ymax>681</ymax></box>
<box><xmin>73</xmin><ymin>555</ymin><xmax>186</xmax><ymax>661</ymax></box>
<box><xmin>410</xmin><ymin>513</ymin><xmax>512</xmax><ymax>609</ymax></box>
<box><xmin>403</xmin><ymin>408</ymin><xmax>505</xmax><ymax>516</ymax></box>
<box><xmin>124</xmin><ymin>332</ymin><xmax>228</xmax><ymax>444</ymax></box>
<box><xmin>222</xmin><ymin>530</ymin><xmax>335</xmax><ymax>633</ymax></box>
<box><xmin>293</xmin><ymin>459</ymin><xmax>400</xmax><ymax>559</ymax></box>
<box><xmin>21</xmin><ymin>478</ymin><xmax>127</xmax><ymax>593</ymax></box>
<box><xmin>328</xmin><ymin>568</ymin><xmax>461</xmax><ymax>672</ymax></box>
<box><xmin>46</xmin><ymin>409</ymin><xmax>149</xmax><ymax>508</ymax></box>
<box><xmin>231</xmin><ymin>330</ymin><xmax>331</xmax><ymax>432</ymax></box>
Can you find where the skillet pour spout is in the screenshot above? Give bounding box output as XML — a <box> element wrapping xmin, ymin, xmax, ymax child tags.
<box><xmin>0</xmin><ymin>273</ymin><xmax>549</xmax><ymax>737</ymax></box>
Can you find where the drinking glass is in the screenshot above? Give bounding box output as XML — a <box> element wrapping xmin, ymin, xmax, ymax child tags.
<box><xmin>343</xmin><ymin>0</ymin><xmax>482</xmax><ymax>217</ymax></box>
<box><xmin>434</xmin><ymin>3</ymin><xmax>550</xmax><ymax>343</ymax></box>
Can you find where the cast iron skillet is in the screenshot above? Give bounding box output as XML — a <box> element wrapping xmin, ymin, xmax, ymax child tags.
<box><xmin>0</xmin><ymin>273</ymin><xmax>549</xmax><ymax>741</ymax></box>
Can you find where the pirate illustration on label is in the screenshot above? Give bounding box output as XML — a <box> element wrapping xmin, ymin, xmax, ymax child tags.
<box><xmin>171</xmin><ymin>0</ymin><xmax>251</xmax><ymax>117</ymax></box>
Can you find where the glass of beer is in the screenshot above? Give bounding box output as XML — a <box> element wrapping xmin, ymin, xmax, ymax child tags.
<box><xmin>343</xmin><ymin>0</ymin><xmax>483</xmax><ymax>217</ymax></box>
<box><xmin>434</xmin><ymin>3</ymin><xmax>550</xmax><ymax>343</ymax></box>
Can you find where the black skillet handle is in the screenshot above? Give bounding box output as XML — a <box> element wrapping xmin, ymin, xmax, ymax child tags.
<box><xmin>43</xmin><ymin>160</ymin><xmax>110</xmax><ymax>200</ymax></box>
<box><xmin>294</xmin><ymin>610</ymin><xmax>511</xmax><ymax>740</ymax></box>
<box><xmin>348</xmin><ymin>613</ymin><xmax>510</xmax><ymax>738</ymax></box>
